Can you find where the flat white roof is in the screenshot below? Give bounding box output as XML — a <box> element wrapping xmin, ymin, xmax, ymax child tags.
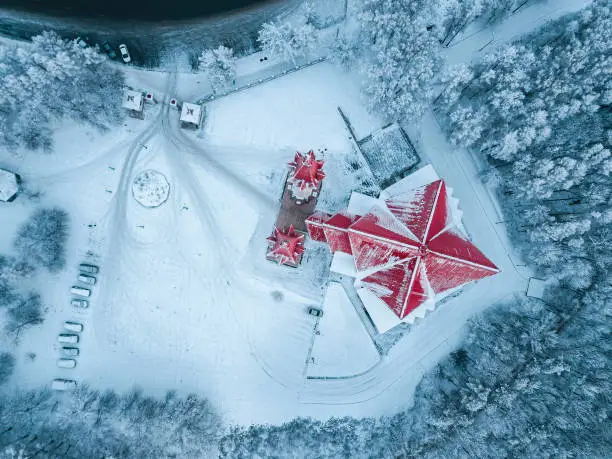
<box><xmin>180</xmin><ymin>102</ymin><xmax>203</xmax><ymax>125</ymax></box>
<box><xmin>0</xmin><ymin>168</ymin><xmax>19</xmax><ymax>202</ymax></box>
<box><xmin>347</xmin><ymin>191</ymin><xmax>379</xmax><ymax>216</ymax></box>
<box><xmin>380</xmin><ymin>164</ymin><xmax>439</xmax><ymax>199</ymax></box>
<box><xmin>122</xmin><ymin>90</ymin><xmax>143</xmax><ymax>111</ymax></box>
<box><xmin>330</xmin><ymin>251</ymin><xmax>357</xmax><ymax>277</ymax></box>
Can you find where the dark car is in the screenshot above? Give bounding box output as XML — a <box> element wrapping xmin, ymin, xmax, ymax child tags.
<box><xmin>307</xmin><ymin>307</ymin><xmax>323</xmax><ymax>318</ymax></box>
<box><xmin>101</xmin><ymin>41</ymin><xmax>117</xmax><ymax>59</ymax></box>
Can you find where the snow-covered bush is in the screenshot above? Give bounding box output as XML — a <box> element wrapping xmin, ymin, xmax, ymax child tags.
<box><xmin>257</xmin><ymin>21</ymin><xmax>317</xmax><ymax>67</ymax></box>
<box><xmin>13</xmin><ymin>207</ymin><xmax>70</xmax><ymax>273</ymax></box>
<box><xmin>0</xmin><ymin>31</ymin><xmax>125</xmax><ymax>151</ymax></box>
<box><xmin>198</xmin><ymin>45</ymin><xmax>236</xmax><ymax>93</ymax></box>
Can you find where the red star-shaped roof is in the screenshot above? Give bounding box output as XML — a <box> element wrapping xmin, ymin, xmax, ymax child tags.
<box><xmin>267</xmin><ymin>225</ymin><xmax>305</xmax><ymax>266</ymax></box>
<box><xmin>307</xmin><ymin>180</ymin><xmax>499</xmax><ymax>319</ymax></box>
<box><xmin>288</xmin><ymin>150</ymin><xmax>325</xmax><ymax>190</ymax></box>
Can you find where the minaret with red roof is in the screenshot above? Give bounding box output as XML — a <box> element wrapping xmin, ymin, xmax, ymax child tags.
<box><xmin>266</xmin><ymin>225</ymin><xmax>305</xmax><ymax>268</ymax></box>
<box><xmin>287</xmin><ymin>150</ymin><xmax>325</xmax><ymax>203</ymax></box>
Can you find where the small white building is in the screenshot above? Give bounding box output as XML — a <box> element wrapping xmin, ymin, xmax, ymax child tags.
<box><xmin>0</xmin><ymin>168</ymin><xmax>20</xmax><ymax>202</ymax></box>
<box><xmin>180</xmin><ymin>102</ymin><xmax>204</xmax><ymax>129</ymax></box>
<box><xmin>122</xmin><ymin>89</ymin><xmax>144</xmax><ymax>119</ymax></box>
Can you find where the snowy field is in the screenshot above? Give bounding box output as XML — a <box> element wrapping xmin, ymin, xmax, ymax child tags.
<box><xmin>1</xmin><ymin>58</ymin><xmax>528</xmax><ymax>425</ymax></box>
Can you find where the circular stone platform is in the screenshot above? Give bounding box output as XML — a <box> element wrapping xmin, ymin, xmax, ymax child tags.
<box><xmin>132</xmin><ymin>169</ymin><xmax>170</xmax><ymax>208</ymax></box>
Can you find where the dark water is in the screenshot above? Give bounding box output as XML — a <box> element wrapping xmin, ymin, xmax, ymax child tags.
<box><xmin>0</xmin><ymin>0</ymin><xmax>300</xmax><ymax>68</ymax></box>
<box><xmin>0</xmin><ymin>0</ymin><xmax>272</xmax><ymax>22</ymax></box>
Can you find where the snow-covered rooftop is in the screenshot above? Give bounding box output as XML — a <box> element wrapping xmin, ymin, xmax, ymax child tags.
<box><xmin>122</xmin><ymin>90</ymin><xmax>144</xmax><ymax>112</ymax></box>
<box><xmin>0</xmin><ymin>168</ymin><xmax>19</xmax><ymax>202</ymax></box>
<box><xmin>314</xmin><ymin>165</ymin><xmax>499</xmax><ymax>333</ymax></box>
<box><xmin>180</xmin><ymin>102</ymin><xmax>203</xmax><ymax>125</ymax></box>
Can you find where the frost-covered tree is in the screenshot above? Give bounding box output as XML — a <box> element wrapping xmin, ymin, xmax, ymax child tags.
<box><xmin>437</xmin><ymin>1</ymin><xmax>611</xmax><ymax>290</ymax></box>
<box><xmin>6</xmin><ymin>292</ymin><xmax>44</xmax><ymax>336</ymax></box>
<box><xmin>440</xmin><ymin>4</ymin><xmax>610</xmax><ymax>160</ymax></box>
<box><xmin>0</xmin><ymin>387</ymin><xmax>222</xmax><ymax>457</ymax></box>
<box><xmin>0</xmin><ymin>353</ymin><xmax>15</xmax><ymax>385</ymax></box>
<box><xmin>198</xmin><ymin>45</ymin><xmax>236</xmax><ymax>93</ymax></box>
<box><xmin>0</xmin><ymin>31</ymin><xmax>125</xmax><ymax>151</ymax></box>
<box><xmin>257</xmin><ymin>21</ymin><xmax>317</xmax><ymax>67</ymax></box>
<box><xmin>328</xmin><ymin>34</ymin><xmax>359</xmax><ymax>70</ymax></box>
<box><xmin>430</xmin><ymin>0</ymin><xmax>530</xmax><ymax>47</ymax></box>
<box><xmin>14</xmin><ymin>207</ymin><xmax>70</xmax><ymax>273</ymax></box>
<box><xmin>358</xmin><ymin>0</ymin><xmax>444</xmax><ymax>120</ymax></box>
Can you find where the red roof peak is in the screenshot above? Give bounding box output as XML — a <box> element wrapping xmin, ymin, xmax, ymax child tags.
<box><xmin>288</xmin><ymin>150</ymin><xmax>325</xmax><ymax>188</ymax></box>
<box><xmin>267</xmin><ymin>225</ymin><xmax>305</xmax><ymax>267</ymax></box>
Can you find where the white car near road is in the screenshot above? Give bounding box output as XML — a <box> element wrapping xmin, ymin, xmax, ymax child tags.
<box><xmin>58</xmin><ymin>333</ymin><xmax>79</xmax><ymax>344</ymax></box>
<box><xmin>71</xmin><ymin>298</ymin><xmax>88</xmax><ymax>308</ymax></box>
<box><xmin>79</xmin><ymin>263</ymin><xmax>99</xmax><ymax>274</ymax></box>
<box><xmin>119</xmin><ymin>44</ymin><xmax>131</xmax><ymax>63</ymax></box>
<box><xmin>57</xmin><ymin>359</ymin><xmax>77</xmax><ymax>369</ymax></box>
<box><xmin>64</xmin><ymin>321</ymin><xmax>83</xmax><ymax>333</ymax></box>
<box><xmin>60</xmin><ymin>347</ymin><xmax>80</xmax><ymax>357</ymax></box>
<box><xmin>71</xmin><ymin>286</ymin><xmax>91</xmax><ymax>297</ymax></box>
<box><xmin>51</xmin><ymin>379</ymin><xmax>77</xmax><ymax>391</ymax></box>
<box><xmin>78</xmin><ymin>274</ymin><xmax>96</xmax><ymax>285</ymax></box>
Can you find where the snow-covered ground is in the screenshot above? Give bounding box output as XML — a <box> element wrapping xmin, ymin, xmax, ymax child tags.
<box><xmin>307</xmin><ymin>282</ymin><xmax>380</xmax><ymax>378</ymax></box>
<box><xmin>3</xmin><ymin>1</ymin><xmax>570</xmax><ymax>422</ymax></box>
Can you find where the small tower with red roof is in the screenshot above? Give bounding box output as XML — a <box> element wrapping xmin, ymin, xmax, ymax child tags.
<box><xmin>266</xmin><ymin>225</ymin><xmax>305</xmax><ymax>268</ymax></box>
<box><xmin>287</xmin><ymin>150</ymin><xmax>325</xmax><ymax>203</ymax></box>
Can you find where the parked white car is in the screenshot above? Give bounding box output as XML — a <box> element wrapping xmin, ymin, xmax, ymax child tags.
<box><xmin>75</xmin><ymin>36</ymin><xmax>87</xmax><ymax>48</ymax></box>
<box><xmin>64</xmin><ymin>321</ymin><xmax>83</xmax><ymax>333</ymax></box>
<box><xmin>78</xmin><ymin>274</ymin><xmax>96</xmax><ymax>285</ymax></box>
<box><xmin>57</xmin><ymin>359</ymin><xmax>77</xmax><ymax>369</ymax></box>
<box><xmin>71</xmin><ymin>286</ymin><xmax>91</xmax><ymax>297</ymax></box>
<box><xmin>51</xmin><ymin>379</ymin><xmax>77</xmax><ymax>391</ymax></box>
<box><xmin>71</xmin><ymin>298</ymin><xmax>88</xmax><ymax>308</ymax></box>
<box><xmin>119</xmin><ymin>44</ymin><xmax>131</xmax><ymax>63</ymax></box>
<box><xmin>60</xmin><ymin>347</ymin><xmax>79</xmax><ymax>357</ymax></box>
<box><xmin>79</xmin><ymin>263</ymin><xmax>99</xmax><ymax>274</ymax></box>
<box><xmin>58</xmin><ymin>333</ymin><xmax>79</xmax><ymax>344</ymax></box>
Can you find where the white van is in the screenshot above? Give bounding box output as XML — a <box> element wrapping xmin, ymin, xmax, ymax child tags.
<box><xmin>71</xmin><ymin>286</ymin><xmax>91</xmax><ymax>297</ymax></box>
<box><xmin>51</xmin><ymin>379</ymin><xmax>77</xmax><ymax>391</ymax></box>
<box><xmin>78</xmin><ymin>274</ymin><xmax>96</xmax><ymax>285</ymax></box>
<box><xmin>79</xmin><ymin>263</ymin><xmax>99</xmax><ymax>274</ymax></box>
<box><xmin>58</xmin><ymin>333</ymin><xmax>79</xmax><ymax>344</ymax></box>
<box><xmin>57</xmin><ymin>359</ymin><xmax>77</xmax><ymax>369</ymax></box>
<box><xmin>64</xmin><ymin>321</ymin><xmax>83</xmax><ymax>333</ymax></box>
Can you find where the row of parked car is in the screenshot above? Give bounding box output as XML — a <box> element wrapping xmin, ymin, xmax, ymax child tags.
<box><xmin>75</xmin><ymin>37</ymin><xmax>132</xmax><ymax>63</ymax></box>
<box><xmin>51</xmin><ymin>263</ymin><xmax>99</xmax><ymax>391</ymax></box>
<box><xmin>70</xmin><ymin>263</ymin><xmax>99</xmax><ymax>308</ymax></box>
<box><xmin>52</xmin><ymin>320</ymin><xmax>84</xmax><ymax>391</ymax></box>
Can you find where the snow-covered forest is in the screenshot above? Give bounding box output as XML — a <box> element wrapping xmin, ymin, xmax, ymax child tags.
<box><xmin>0</xmin><ymin>386</ymin><xmax>221</xmax><ymax>457</ymax></box>
<box><xmin>219</xmin><ymin>1</ymin><xmax>611</xmax><ymax>457</ymax></box>
<box><xmin>0</xmin><ymin>31</ymin><xmax>124</xmax><ymax>151</ymax></box>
